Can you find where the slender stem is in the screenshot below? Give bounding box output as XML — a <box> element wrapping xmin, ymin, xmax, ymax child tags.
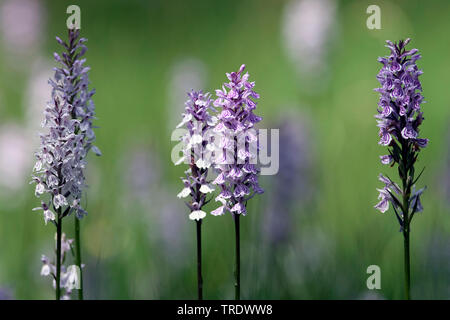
<box><xmin>196</xmin><ymin>220</ymin><xmax>203</xmax><ymax>300</ymax></box>
<box><xmin>403</xmin><ymin>228</ymin><xmax>411</xmax><ymax>300</ymax></box>
<box><xmin>234</xmin><ymin>213</ymin><xmax>240</xmax><ymax>300</ymax></box>
<box><xmin>55</xmin><ymin>210</ymin><xmax>62</xmax><ymax>300</ymax></box>
<box><xmin>74</xmin><ymin>217</ymin><xmax>84</xmax><ymax>300</ymax></box>
<box><xmin>402</xmin><ymin>180</ymin><xmax>411</xmax><ymax>300</ymax></box>
<box><xmin>401</xmin><ymin>139</ymin><xmax>411</xmax><ymax>300</ymax></box>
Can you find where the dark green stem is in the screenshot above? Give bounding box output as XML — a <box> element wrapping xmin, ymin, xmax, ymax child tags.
<box><xmin>55</xmin><ymin>210</ymin><xmax>62</xmax><ymax>300</ymax></box>
<box><xmin>401</xmin><ymin>178</ymin><xmax>411</xmax><ymax>300</ymax></box>
<box><xmin>403</xmin><ymin>228</ymin><xmax>411</xmax><ymax>300</ymax></box>
<box><xmin>401</xmin><ymin>139</ymin><xmax>411</xmax><ymax>300</ymax></box>
<box><xmin>196</xmin><ymin>220</ymin><xmax>203</xmax><ymax>300</ymax></box>
<box><xmin>74</xmin><ymin>217</ymin><xmax>84</xmax><ymax>300</ymax></box>
<box><xmin>234</xmin><ymin>213</ymin><xmax>240</xmax><ymax>300</ymax></box>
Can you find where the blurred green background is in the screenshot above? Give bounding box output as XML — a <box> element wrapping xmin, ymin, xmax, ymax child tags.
<box><xmin>0</xmin><ymin>0</ymin><xmax>449</xmax><ymax>299</ymax></box>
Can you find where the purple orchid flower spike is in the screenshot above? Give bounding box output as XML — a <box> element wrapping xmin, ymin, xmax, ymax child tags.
<box><xmin>31</xmin><ymin>29</ymin><xmax>99</xmax><ymax>300</ymax></box>
<box><xmin>175</xmin><ymin>90</ymin><xmax>217</xmax><ymax>300</ymax></box>
<box><xmin>176</xmin><ymin>90</ymin><xmax>216</xmax><ymax>221</ymax></box>
<box><xmin>374</xmin><ymin>39</ymin><xmax>427</xmax><ymax>300</ymax></box>
<box><xmin>211</xmin><ymin>64</ymin><xmax>263</xmax><ymax>217</ymax></box>
<box><xmin>211</xmin><ymin>64</ymin><xmax>264</xmax><ymax>300</ymax></box>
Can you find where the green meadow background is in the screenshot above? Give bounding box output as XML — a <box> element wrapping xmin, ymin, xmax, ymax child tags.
<box><xmin>0</xmin><ymin>0</ymin><xmax>449</xmax><ymax>299</ymax></box>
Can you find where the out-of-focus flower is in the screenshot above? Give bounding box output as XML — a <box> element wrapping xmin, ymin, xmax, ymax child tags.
<box><xmin>117</xmin><ymin>142</ymin><xmax>188</xmax><ymax>262</ymax></box>
<box><xmin>374</xmin><ymin>39</ymin><xmax>427</xmax><ymax>228</ymax></box>
<box><xmin>158</xmin><ymin>198</ymin><xmax>188</xmax><ymax>257</ymax></box>
<box><xmin>0</xmin><ymin>0</ymin><xmax>45</xmax><ymax>55</ymax></box>
<box><xmin>426</xmin><ymin>234</ymin><xmax>450</xmax><ymax>275</ymax></box>
<box><xmin>120</xmin><ymin>144</ymin><xmax>161</xmax><ymax>206</ymax></box>
<box><xmin>440</xmin><ymin>129</ymin><xmax>450</xmax><ymax>204</ymax></box>
<box><xmin>263</xmin><ymin>114</ymin><xmax>313</xmax><ymax>244</ymax></box>
<box><xmin>416</xmin><ymin>233</ymin><xmax>450</xmax><ymax>298</ymax></box>
<box><xmin>25</xmin><ymin>60</ymin><xmax>53</xmax><ymax>138</ymax></box>
<box><xmin>211</xmin><ymin>65</ymin><xmax>263</xmax><ymax>216</ymax></box>
<box><xmin>281</xmin><ymin>226</ymin><xmax>333</xmax><ymax>291</ymax></box>
<box><xmin>0</xmin><ymin>288</ymin><xmax>13</xmax><ymax>300</ymax></box>
<box><xmin>0</xmin><ymin>124</ymin><xmax>32</xmax><ymax>191</ymax></box>
<box><xmin>281</xmin><ymin>0</ymin><xmax>337</xmax><ymax>90</ymax></box>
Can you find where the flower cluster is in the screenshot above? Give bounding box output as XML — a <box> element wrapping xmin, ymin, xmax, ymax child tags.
<box><xmin>375</xmin><ymin>39</ymin><xmax>427</xmax><ymax>155</ymax></box>
<box><xmin>211</xmin><ymin>65</ymin><xmax>264</xmax><ymax>216</ymax></box>
<box><xmin>375</xmin><ymin>173</ymin><xmax>424</xmax><ymax>219</ymax></box>
<box><xmin>32</xmin><ymin>29</ymin><xmax>100</xmax><ymax>222</ymax></box>
<box><xmin>32</xmin><ymin>96</ymin><xmax>87</xmax><ymax>221</ymax></box>
<box><xmin>374</xmin><ymin>39</ymin><xmax>427</xmax><ymax>228</ymax></box>
<box><xmin>40</xmin><ymin>233</ymin><xmax>79</xmax><ymax>300</ymax></box>
<box><xmin>176</xmin><ymin>91</ymin><xmax>216</xmax><ymax>220</ymax></box>
<box><xmin>52</xmin><ymin>29</ymin><xmax>100</xmax><ymax>157</ymax></box>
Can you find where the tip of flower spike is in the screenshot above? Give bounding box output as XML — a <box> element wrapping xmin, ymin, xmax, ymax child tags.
<box><xmin>55</xmin><ymin>36</ymin><xmax>68</xmax><ymax>49</ymax></box>
<box><xmin>238</xmin><ymin>64</ymin><xmax>246</xmax><ymax>74</ymax></box>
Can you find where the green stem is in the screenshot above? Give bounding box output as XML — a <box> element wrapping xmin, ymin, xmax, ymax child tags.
<box><xmin>401</xmin><ymin>139</ymin><xmax>411</xmax><ymax>300</ymax></box>
<box><xmin>234</xmin><ymin>213</ymin><xmax>240</xmax><ymax>300</ymax></box>
<box><xmin>74</xmin><ymin>217</ymin><xmax>84</xmax><ymax>300</ymax></box>
<box><xmin>403</xmin><ymin>228</ymin><xmax>411</xmax><ymax>300</ymax></box>
<box><xmin>56</xmin><ymin>210</ymin><xmax>62</xmax><ymax>300</ymax></box>
<box><xmin>196</xmin><ymin>220</ymin><xmax>203</xmax><ymax>300</ymax></box>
